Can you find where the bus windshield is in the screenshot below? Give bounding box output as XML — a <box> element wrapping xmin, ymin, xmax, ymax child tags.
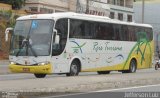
<box><xmin>10</xmin><ymin>20</ymin><xmax>54</xmax><ymax>56</ymax></box>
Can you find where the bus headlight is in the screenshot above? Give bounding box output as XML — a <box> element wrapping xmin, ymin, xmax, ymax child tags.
<box><xmin>38</xmin><ymin>62</ymin><xmax>50</xmax><ymax>66</ymax></box>
<box><xmin>10</xmin><ymin>61</ymin><xmax>16</xmax><ymax>65</ymax></box>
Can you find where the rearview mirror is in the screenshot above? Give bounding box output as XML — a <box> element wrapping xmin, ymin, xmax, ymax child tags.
<box><xmin>55</xmin><ymin>35</ymin><xmax>60</xmax><ymax>44</ymax></box>
<box><xmin>5</xmin><ymin>27</ymin><xmax>13</xmax><ymax>42</ymax></box>
<box><xmin>53</xmin><ymin>29</ymin><xmax>60</xmax><ymax>44</ymax></box>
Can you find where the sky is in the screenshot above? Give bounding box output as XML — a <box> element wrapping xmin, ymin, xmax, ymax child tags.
<box><xmin>134</xmin><ymin>1</ymin><xmax>160</xmax><ymax>33</ymax></box>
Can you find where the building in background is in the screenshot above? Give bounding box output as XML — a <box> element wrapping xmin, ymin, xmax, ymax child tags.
<box><xmin>23</xmin><ymin>0</ymin><xmax>134</xmax><ymax>22</ymax></box>
<box><xmin>108</xmin><ymin>0</ymin><xmax>134</xmax><ymax>22</ymax></box>
<box><xmin>76</xmin><ymin>0</ymin><xmax>110</xmax><ymax>16</ymax></box>
<box><xmin>22</xmin><ymin>0</ymin><xmax>76</xmax><ymax>14</ymax></box>
<box><xmin>76</xmin><ymin>0</ymin><xmax>134</xmax><ymax>22</ymax></box>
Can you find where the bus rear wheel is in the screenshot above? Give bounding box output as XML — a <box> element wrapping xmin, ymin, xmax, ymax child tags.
<box><xmin>97</xmin><ymin>71</ymin><xmax>110</xmax><ymax>74</ymax></box>
<box><xmin>34</xmin><ymin>74</ymin><xmax>46</xmax><ymax>78</ymax></box>
<box><xmin>122</xmin><ymin>59</ymin><xmax>137</xmax><ymax>73</ymax></box>
<box><xmin>66</xmin><ymin>60</ymin><xmax>80</xmax><ymax>76</ymax></box>
<box><xmin>129</xmin><ymin>59</ymin><xmax>137</xmax><ymax>73</ymax></box>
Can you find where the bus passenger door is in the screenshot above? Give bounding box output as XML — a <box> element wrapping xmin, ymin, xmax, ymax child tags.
<box><xmin>51</xmin><ymin>18</ymin><xmax>69</xmax><ymax>73</ymax></box>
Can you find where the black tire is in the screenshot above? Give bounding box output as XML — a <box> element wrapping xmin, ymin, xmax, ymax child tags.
<box><xmin>129</xmin><ymin>59</ymin><xmax>137</xmax><ymax>73</ymax></box>
<box><xmin>155</xmin><ymin>64</ymin><xmax>159</xmax><ymax>70</ymax></box>
<box><xmin>34</xmin><ymin>74</ymin><xmax>46</xmax><ymax>78</ymax></box>
<box><xmin>66</xmin><ymin>61</ymin><xmax>80</xmax><ymax>76</ymax></box>
<box><xmin>97</xmin><ymin>71</ymin><xmax>110</xmax><ymax>74</ymax></box>
<box><xmin>122</xmin><ymin>59</ymin><xmax>137</xmax><ymax>73</ymax></box>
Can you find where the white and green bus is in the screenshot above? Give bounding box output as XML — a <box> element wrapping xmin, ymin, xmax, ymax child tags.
<box><xmin>5</xmin><ymin>12</ymin><xmax>154</xmax><ymax>78</ymax></box>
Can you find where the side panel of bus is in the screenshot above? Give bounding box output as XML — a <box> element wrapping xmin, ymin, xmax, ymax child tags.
<box><xmin>67</xmin><ymin>19</ymin><xmax>153</xmax><ymax>72</ymax></box>
<box><xmin>52</xmin><ymin>18</ymin><xmax>154</xmax><ymax>73</ymax></box>
<box><xmin>66</xmin><ymin>39</ymin><xmax>154</xmax><ymax>72</ymax></box>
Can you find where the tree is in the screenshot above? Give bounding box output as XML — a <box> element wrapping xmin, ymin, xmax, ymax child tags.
<box><xmin>0</xmin><ymin>14</ymin><xmax>7</xmax><ymax>58</ymax></box>
<box><xmin>0</xmin><ymin>10</ymin><xmax>15</xmax><ymax>59</ymax></box>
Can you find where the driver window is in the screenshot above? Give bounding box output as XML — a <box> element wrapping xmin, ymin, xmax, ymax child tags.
<box><xmin>52</xmin><ymin>19</ymin><xmax>68</xmax><ymax>56</ymax></box>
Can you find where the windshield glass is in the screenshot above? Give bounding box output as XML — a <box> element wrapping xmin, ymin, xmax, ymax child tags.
<box><xmin>10</xmin><ymin>20</ymin><xmax>54</xmax><ymax>56</ymax></box>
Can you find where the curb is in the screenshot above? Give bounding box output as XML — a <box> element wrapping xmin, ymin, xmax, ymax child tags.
<box><xmin>41</xmin><ymin>77</ymin><xmax>160</xmax><ymax>92</ymax></box>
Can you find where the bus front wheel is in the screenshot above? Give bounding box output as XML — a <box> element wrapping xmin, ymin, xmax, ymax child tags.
<box><xmin>66</xmin><ymin>60</ymin><xmax>80</xmax><ymax>76</ymax></box>
<box><xmin>34</xmin><ymin>74</ymin><xmax>46</xmax><ymax>78</ymax></box>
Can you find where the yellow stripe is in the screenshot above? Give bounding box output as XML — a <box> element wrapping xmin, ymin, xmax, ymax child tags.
<box><xmin>9</xmin><ymin>64</ymin><xmax>52</xmax><ymax>74</ymax></box>
<box><xmin>82</xmin><ymin>63</ymin><xmax>129</xmax><ymax>72</ymax></box>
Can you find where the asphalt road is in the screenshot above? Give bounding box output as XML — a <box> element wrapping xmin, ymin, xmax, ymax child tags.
<box><xmin>38</xmin><ymin>84</ymin><xmax>160</xmax><ymax>98</ymax></box>
<box><xmin>0</xmin><ymin>68</ymin><xmax>158</xmax><ymax>81</ymax></box>
<box><xmin>0</xmin><ymin>68</ymin><xmax>160</xmax><ymax>92</ymax></box>
<box><xmin>0</xmin><ymin>68</ymin><xmax>160</xmax><ymax>98</ymax></box>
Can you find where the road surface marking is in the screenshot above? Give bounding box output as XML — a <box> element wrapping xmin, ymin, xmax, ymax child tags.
<box><xmin>95</xmin><ymin>84</ymin><xmax>160</xmax><ymax>92</ymax></box>
<box><xmin>40</xmin><ymin>84</ymin><xmax>160</xmax><ymax>98</ymax></box>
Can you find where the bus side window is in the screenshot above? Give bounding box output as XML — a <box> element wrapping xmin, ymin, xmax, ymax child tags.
<box><xmin>106</xmin><ymin>24</ymin><xmax>114</xmax><ymax>40</ymax></box>
<box><xmin>113</xmin><ymin>24</ymin><xmax>121</xmax><ymax>41</ymax></box>
<box><xmin>97</xmin><ymin>25</ymin><xmax>105</xmax><ymax>39</ymax></box>
<box><xmin>95</xmin><ymin>24</ymin><xmax>102</xmax><ymax>39</ymax></box>
<box><xmin>114</xmin><ymin>28</ymin><xmax>120</xmax><ymax>40</ymax></box>
<box><xmin>145</xmin><ymin>28</ymin><xmax>153</xmax><ymax>41</ymax></box>
<box><xmin>70</xmin><ymin>20</ymin><xmax>83</xmax><ymax>38</ymax></box>
<box><xmin>121</xmin><ymin>25</ymin><xmax>129</xmax><ymax>41</ymax></box>
<box><xmin>128</xmin><ymin>26</ymin><xmax>135</xmax><ymax>41</ymax></box>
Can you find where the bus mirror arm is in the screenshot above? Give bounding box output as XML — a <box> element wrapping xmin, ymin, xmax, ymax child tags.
<box><xmin>5</xmin><ymin>27</ymin><xmax>13</xmax><ymax>42</ymax></box>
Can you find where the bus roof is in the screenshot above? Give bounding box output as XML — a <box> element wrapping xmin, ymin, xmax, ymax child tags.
<box><xmin>17</xmin><ymin>12</ymin><xmax>152</xmax><ymax>28</ymax></box>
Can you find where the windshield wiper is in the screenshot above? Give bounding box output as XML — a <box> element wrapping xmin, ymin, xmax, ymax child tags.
<box><xmin>16</xmin><ymin>39</ymin><xmax>26</xmax><ymax>57</ymax></box>
<box><xmin>16</xmin><ymin>38</ymin><xmax>37</xmax><ymax>57</ymax></box>
<box><xmin>26</xmin><ymin>38</ymin><xmax>37</xmax><ymax>57</ymax></box>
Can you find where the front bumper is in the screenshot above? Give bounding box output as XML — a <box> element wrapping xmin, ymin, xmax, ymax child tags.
<box><xmin>9</xmin><ymin>64</ymin><xmax>52</xmax><ymax>74</ymax></box>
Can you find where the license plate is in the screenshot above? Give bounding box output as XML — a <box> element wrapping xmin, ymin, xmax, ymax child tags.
<box><xmin>23</xmin><ymin>68</ymin><xmax>30</xmax><ymax>72</ymax></box>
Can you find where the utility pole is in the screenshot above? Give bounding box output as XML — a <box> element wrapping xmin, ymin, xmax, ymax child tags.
<box><xmin>142</xmin><ymin>0</ymin><xmax>145</xmax><ymax>23</ymax></box>
<box><xmin>86</xmin><ymin>0</ymin><xmax>89</xmax><ymax>14</ymax></box>
<box><xmin>76</xmin><ymin>0</ymin><xmax>81</xmax><ymax>13</ymax></box>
